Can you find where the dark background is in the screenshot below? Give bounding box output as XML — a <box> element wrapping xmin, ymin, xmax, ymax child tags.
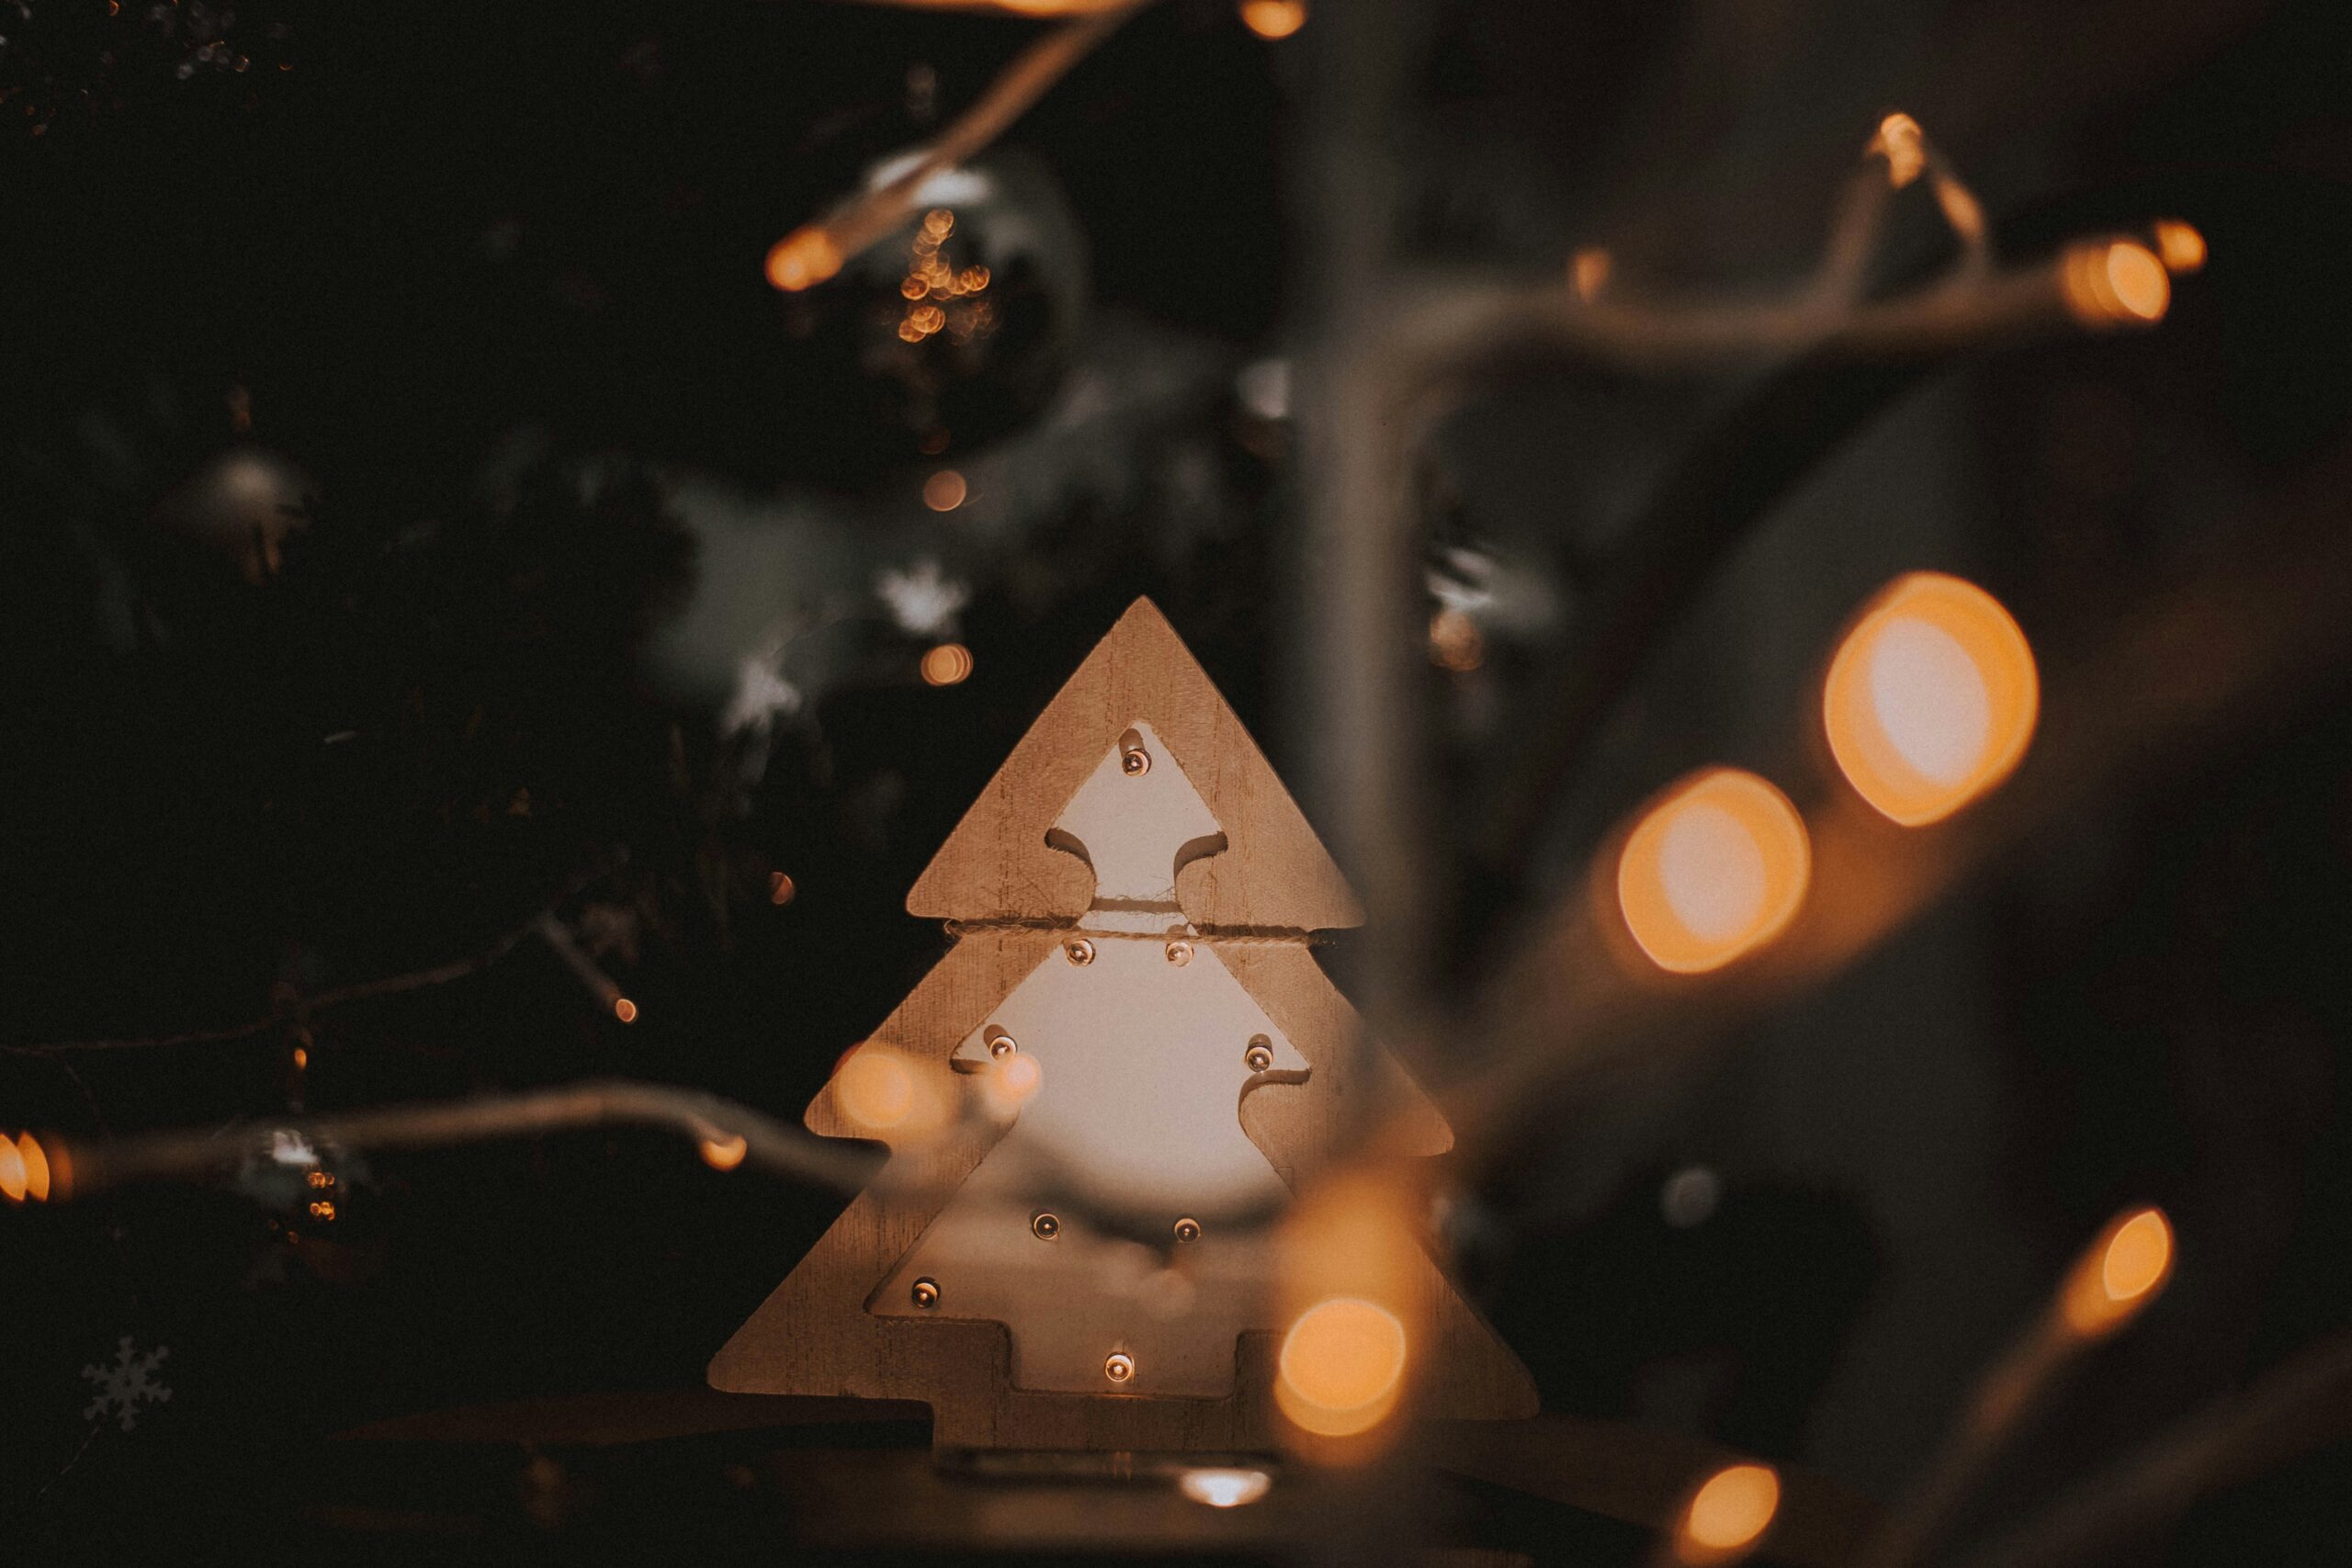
<box><xmin>6</xmin><ymin>0</ymin><xmax>2352</xmax><ymax>1561</ymax></box>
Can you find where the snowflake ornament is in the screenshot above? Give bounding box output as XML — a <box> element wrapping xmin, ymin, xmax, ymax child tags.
<box><xmin>83</xmin><ymin>1337</ymin><xmax>172</xmax><ymax>1432</ymax></box>
<box><xmin>876</xmin><ymin>558</ymin><xmax>969</xmax><ymax>637</ymax></box>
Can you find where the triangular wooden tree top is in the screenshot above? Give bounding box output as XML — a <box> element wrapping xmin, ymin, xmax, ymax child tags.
<box><xmin>710</xmin><ymin>599</ymin><xmax>1532</xmax><ymax>1451</ymax></box>
<box><xmin>907</xmin><ymin>597</ymin><xmax>1365</xmax><ymax>931</ymax></box>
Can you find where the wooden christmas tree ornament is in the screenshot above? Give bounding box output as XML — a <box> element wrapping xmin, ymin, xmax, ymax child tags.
<box><xmin>709</xmin><ymin>598</ymin><xmax>1534</xmax><ymax>1450</ymax></box>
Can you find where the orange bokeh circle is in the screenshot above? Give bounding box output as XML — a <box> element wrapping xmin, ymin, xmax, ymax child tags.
<box><xmin>1823</xmin><ymin>572</ymin><xmax>2038</xmax><ymax>827</ymax></box>
<box><xmin>1616</xmin><ymin>769</ymin><xmax>1810</xmax><ymax>975</ymax></box>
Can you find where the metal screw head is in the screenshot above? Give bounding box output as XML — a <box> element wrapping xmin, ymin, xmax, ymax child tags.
<box><xmin>985</xmin><ymin>1026</ymin><xmax>1016</xmax><ymax>1059</ymax></box>
<box><xmin>1121</xmin><ymin>747</ymin><xmax>1150</xmax><ymax>776</ymax></box>
<box><xmin>911</xmin><ymin>1277</ymin><xmax>940</xmax><ymax>1309</ymax></box>
<box><xmin>1104</xmin><ymin>1352</ymin><xmax>1136</xmax><ymax>1383</ymax></box>
<box><xmin>1164</xmin><ymin>939</ymin><xmax>1193</xmax><ymax>966</ymax></box>
<box><xmin>1245</xmin><ymin>1034</ymin><xmax>1274</xmax><ymax>1072</ymax></box>
<box><xmin>1172</xmin><ymin>1216</ymin><xmax>1201</xmax><ymax>1244</ymax></box>
<box><xmin>1064</xmin><ymin>938</ymin><xmax>1095</xmax><ymax>966</ymax></box>
<box><xmin>1031</xmin><ymin>1212</ymin><xmax>1061</xmax><ymax>1241</ymax></box>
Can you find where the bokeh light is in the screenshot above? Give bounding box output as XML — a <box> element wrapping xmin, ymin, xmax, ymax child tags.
<box><xmin>2060</xmin><ymin>1205</ymin><xmax>2175</xmax><ymax>1337</ymax></box>
<box><xmin>699</xmin><ymin>1134</ymin><xmax>749</xmax><ymax>1170</ymax></box>
<box><xmin>834</xmin><ymin>1045</ymin><xmax>918</xmax><ymax>1133</ymax></box>
<box><xmin>1824</xmin><ymin>572</ymin><xmax>2038</xmax><ymax>826</ymax></box>
<box><xmin>1674</xmin><ymin>1463</ymin><xmax>1781</xmax><ymax>1564</ymax></box>
<box><xmin>1872</xmin><ymin>112</ymin><xmax>1926</xmax><ymax>187</ymax></box>
<box><xmin>769</xmin><ymin>871</ymin><xmax>797</xmax><ymax>906</ymax></box>
<box><xmin>1239</xmin><ymin>0</ymin><xmax>1307</xmax><ymax>39</ymax></box>
<box><xmin>0</xmin><ymin>1136</ymin><xmax>24</xmax><ymax>1202</ymax></box>
<box><xmin>978</xmin><ymin>1049</ymin><xmax>1044</xmax><ymax>1117</ymax></box>
<box><xmin>613</xmin><ymin>996</ymin><xmax>639</xmax><ymax>1024</ymax></box>
<box><xmin>1178</xmin><ymin>1467</ymin><xmax>1272</xmax><ymax>1508</ymax></box>
<box><xmin>2063</xmin><ymin>240</ymin><xmax>2170</xmax><ymax>324</ymax></box>
<box><xmin>1276</xmin><ymin>1296</ymin><xmax>1409</xmax><ymax>1437</ymax></box>
<box><xmin>2153</xmin><ymin>219</ymin><xmax>2207</xmax><ymax>275</ymax></box>
<box><xmin>1616</xmin><ymin>769</ymin><xmax>1810</xmax><ymax>974</ymax></box>
<box><xmin>18</xmin><ymin>1134</ymin><xmax>51</xmax><ymax>1202</ymax></box>
<box><xmin>765</xmin><ymin>227</ymin><xmax>843</xmax><ymax>292</ymax></box>
<box><xmin>921</xmin><ymin>643</ymin><xmax>975</xmax><ymax>687</ymax></box>
<box><xmin>922</xmin><ymin>469</ymin><xmax>968</xmax><ymax>512</ymax></box>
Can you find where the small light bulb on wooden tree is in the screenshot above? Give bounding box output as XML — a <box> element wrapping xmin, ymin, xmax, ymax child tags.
<box><xmin>1824</xmin><ymin>572</ymin><xmax>2038</xmax><ymax>826</ymax></box>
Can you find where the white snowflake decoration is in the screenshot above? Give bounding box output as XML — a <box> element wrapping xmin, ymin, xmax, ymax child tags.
<box><xmin>83</xmin><ymin>1337</ymin><xmax>172</xmax><ymax>1432</ymax></box>
<box><xmin>876</xmin><ymin>558</ymin><xmax>969</xmax><ymax>637</ymax></box>
<box><xmin>721</xmin><ymin>651</ymin><xmax>804</xmax><ymax>739</ymax></box>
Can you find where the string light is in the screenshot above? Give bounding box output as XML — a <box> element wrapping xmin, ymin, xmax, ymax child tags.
<box><xmin>1616</xmin><ymin>769</ymin><xmax>1810</xmax><ymax>975</ymax></box>
<box><xmin>2063</xmin><ymin>240</ymin><xmax>2170</xmax><ymax>325</ymax></box>
<box><xmin>1673</xmin><ymin>1463</ymin><xmax>1781</xmax><ymax>1565</ymax></box>
<box><xmin>1428</xmin><ymin>607</ymin><xmax>1485</xmax><ymax>671</ymax></box>
<box><xmin>1871</xmin><ymin>112</ymin><xmax>1927</xmax><ymax>188</ymax></box>
<box><xmin>1239</xmin><ymin>0</ymin><xmax>1307</xmax><ymax>39</ymax></box>
<box><xmin>1178</xmin><ymin>1468</ymin><xmax>1272</xmax><ymax>1508</ymax></box>
<box><xmin>1571</xmin><ymin>247</ymin><xmax>1611</xmax><ymax>303</ymax></box>
<box><xmin>613</xmin><ymin>997</ymin><xmax>639</xmax><ymax>1024</ymax></box>
<box><xmin>921</xmin><ymin>643</ymin><xmax>975</xmax><ymax>686</ymax></box>
<box><xmin>833</xmin><ymin>1044</ymin><xmax>923</xmax><ymax>1134</ymax></box>
<box><xmin>769</xmin><ymin>871</ymin><xmax>797</xmax><ymax>906</ymax></box>
<box><xmin>765</xmin><ymin>228</ymin><xmax>843</xmax><ymax>293</ymax></box>
<box><xmin>2153</xmin><ymin>219</ymin><xmax>2207</xmax><ymax>275</ymax></box>
<box><xmin>978</xmin><ymin>1049</ymin><xmax>1044</xmax><ymax>1117</ymax></box>
<box><xmin>1824</xmin><ymin>572</ymin><xmax>2038</xmax><ymax>826</ymax></box>
<box><xmin>700</xmin><ymin>1134</ymin><xmax>750</xmax><ymax>1171</ymax></box>
<box><xmin>922</xmin><ymin>469</ymin><xmax>968</xmax><ymax>512</ymax></box>
<box><xmin>0</xmin><ymin>1135</ymin><xmax>25</xmax><ymax>1202</ymax></box>
<box><xmin>1276</xmin><ymin>1296</ymin><xmax>1409</xmax><ymax>1438</ymax></box>
<box><xmin>17</xmin><ymin>1134</ymin><xmax>54</xmax><ymax>1201</ymax></box>
<box><xmin>2059</xmin><ymin>1206</ymin><xmax>2174</xmax><ymax>1338</ymax></box>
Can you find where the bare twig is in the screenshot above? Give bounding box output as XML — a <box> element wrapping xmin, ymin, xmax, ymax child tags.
<box><xmin>771</xmin><ymin>2</ymin><xmax>1149</xmax><ymax>285</ymax></box>
<box><xmin>1951</xmin><ymin>1332</ymin><xmax>2352</xmax><ymax>1568</ymax></box>
<box><xmin>4</xmin><ymin>855</ymin><xmax>629</xmax><ymax>1057</ymax></box>
<box><xmin>58</xmin><ymin>1078</ymin><xmax>877</xmax><ymax>1197</ymax></box>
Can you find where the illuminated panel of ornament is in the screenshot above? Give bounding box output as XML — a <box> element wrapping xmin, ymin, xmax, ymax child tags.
<box><xmin>1617</xmin><ymin>770</ymin><xmax>1809</xmax><ymax>974</ymax></box>
<box><xmin>1824</xmin><ymin>572</ymin><xmax>2037</xmax><ymax>826</ymax></box>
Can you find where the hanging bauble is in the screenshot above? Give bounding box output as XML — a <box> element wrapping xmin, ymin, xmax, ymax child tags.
<box><xmin>770</xmin><ymin>150</ymin><xmax>1090</xmax><ymax>481</ymax></box>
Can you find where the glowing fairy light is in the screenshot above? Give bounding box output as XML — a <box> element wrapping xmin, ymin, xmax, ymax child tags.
<box><xmin>769</xmin><ymin>872</ymin><xmax>797</xmax><ymax>906</ymax></box>
<box><xmin>1428</xmin><ymin>607</ymin><xmax>1485</xmax><ymax>671</ymax></box>
<box><xmin>1674</xmin><ymin>1463</ymin><xmax>1781</xmax><ymax>1565</ymax></box>
<box><xmin>1871</xmin><ymin>112</ymin><xmax>1926</xmax><ymax>188</ymax></box>
<box><xmin>765</xmin><ymin>228</ymin><xmax>844</xmax><ymax>293</ymax></box>
<box><xmin>1276</xmin><ymin>1296</ymin><xmax>1409</xmax><ymax>1438</ymax></box>
<box><xmin>0</xmin><ymin>1136</ymin><xmax>24</xmax><ymax>1202</ymax></box>
<box><xmin>17</xmin><ymin>1134</ymin><xmax>53</xmax><ymax>1202</ymax></box>
<box><xmin>2063</xmin><ymin>240</ymin><xmax>2170</xmax><ymax>325</ymax></box>
<box><xmin>1239</xmin><ymin>0</ymin><xmax>1307</xmax><ymax>39</ymax></box>
<box><xmin>1824</xmin><ymin>572</ymin><xmax>2038</xmax><ymax>826</ymax></box>
<box><xmin>2059</xmin><ymin>1206</ymin><xmax>2174</xmax><ymax>1338</ymax></box>
<box><xmin>699</xmin><ymin>1134</ymin><xmax>750</xmax><ymax>1171</ymax></box>
<box><xmin>1616</xmin><ymin>770</ymin><xmax>1810</xmax><ymax>974</ymax></box>
<box><xmin>1571</xmin><ymin>247</ymin><xmax>1611</xmax><ymax>303</ymax></box>
<box><xmin>613</xmin><ymin>997</ymin><xmax>639</xmax><ymax>1024</ymax></box>
<box><xmin>1178</xmin><ymin>1467</ymin><xmax>1272</xmax><ymax>1508</ymax></box>
<box><xmin>922</xmin><ymin>470</ymin><xmax>968</xmax><ymax>512</ymax></box>
<box><xmin>921</xmin><ymin>643</ymin><xmax>975</xmax><ymax>687</ymax></box>
<box><xmin>833</xmin><ymin>1045</ymin><xmax>919</xmax><ymax>1133</ymax></box>
<box><xmin>978</xmin><ymin>1049</ymin><xmax>1044</xmax><ymax>1118</ymax></box>
<box><xmin>2153</xmin><ymin>219</ymin><xmax>2207</xmax><ymax>275</ymax></box>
